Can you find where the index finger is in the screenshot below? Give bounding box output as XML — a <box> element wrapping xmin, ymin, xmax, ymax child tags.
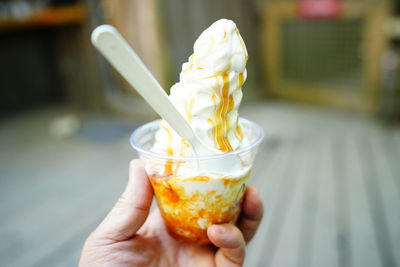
<box><xmin>237</xmin><ymin>186</ymin><xmax>263</xmax><ymax>243</ymax></box>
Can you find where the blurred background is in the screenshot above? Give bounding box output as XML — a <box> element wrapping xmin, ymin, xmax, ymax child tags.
<box><xmin>0</xmin><ymin>0</ymin><xmax>400</xmax><ymax>266</ymax></box>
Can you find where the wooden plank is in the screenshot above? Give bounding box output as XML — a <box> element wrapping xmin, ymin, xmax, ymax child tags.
<box><xmin>30</xmin><ymin>169</ymin><xmax>129</xmax><ymax>267</ymax></box>
<box><xmin>331</xmin><ymin>135</ymin><xmax>353</xmax><ymax>267</ymax></box>
<box><xmin>1</xmin><ymin>146</ymin><xmax>132</xmax><ymax>266</ymax></box>
<box><xmin>297</xmin><ymin>137</ymin><xmax>325</xmax><ymax>267</ymax></box>
<box><xmin>5</xmin><ymin>156</ymin><xmax>131</xmax><ymax>266</ymax></box>
<box><xmin>0</xmin><ymin>141</ymin><xmax>97</xmax><ymax>216</ymax></box>
<box><xmin>245</xmin><ymin>142</ymin><xmax>293</xmax><ymax>266</ymax></box>
<box><xmin>271</xmin><ymin>138</ymin><xmax>318</xmax><ymax>267</ymax></box>
<box><xmin>385</xmin><ymin>129</ymin><xmax>400</xmax><ymax>200</ymax></box>
<box><xmin>0</xmin><ymin>110</ymin><xmax>135</xmax><ymax>266</ymax></box>
<box><xmin>345</xmin><ymin>130</ymin><xmax>382</xmax><ymax>267</ymax></box>
<box><xmin>259</xmin><ymin>141</ymin><xmax>306</xmax><ymax>267</ymax></box>
<box><xmin>357</xmin><ymin>133</ymin><xmax>397</xmax><ymax>267</ymax></box>
<box><xmin>368</xmin><ymin>128</ymin><xmax>400</xmax><ymax>266</ymax></box>
<box><xmin>311</xmin><ymin>137</ymin><xmax>339</xmax><ymax>267</ymax></box>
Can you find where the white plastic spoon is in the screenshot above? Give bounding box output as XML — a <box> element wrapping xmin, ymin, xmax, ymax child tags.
<box><xmin>91</xmin><ymin>25</ymin><xmax>239</xmax><ymax>173</ymax></box>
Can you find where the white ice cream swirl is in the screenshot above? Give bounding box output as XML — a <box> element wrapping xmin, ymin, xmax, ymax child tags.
<box><xmin>152</xmin><ymin>19</ymin><xmax>248</xmax><ymax>159</ymax></box>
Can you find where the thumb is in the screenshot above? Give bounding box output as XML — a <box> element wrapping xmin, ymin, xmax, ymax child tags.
<box><xmin>92</xmin><ymin>159</ymin><xmax>153</xmax><ymax>242</ymax></box>
<box><xmin>208</xmin><ymin>224</ymin><xmax>246</xmax><ymax>267</ymax></box>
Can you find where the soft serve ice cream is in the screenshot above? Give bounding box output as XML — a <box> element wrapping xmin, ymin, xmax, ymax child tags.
<box><xmin>147</xmin><ymin>19</ymin><xmax>250</xmax><ymax>243</ymax></box>
<box><xmin>152</xmin><ymin>18</ymin><xmax>248</xmax><ymax>160</ymax></box>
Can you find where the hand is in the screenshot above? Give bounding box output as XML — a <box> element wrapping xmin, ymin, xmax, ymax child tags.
<box><xmin>79</xmin><ymin>160</ymin><xmax>263</xmax><ymax>267</ymax></box>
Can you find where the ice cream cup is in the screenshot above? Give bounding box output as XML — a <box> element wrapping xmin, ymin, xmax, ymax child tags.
<box><xmin>130</xmin><ymin>118</ymin><xmax>264</xmax><ymax>244</ymax></box>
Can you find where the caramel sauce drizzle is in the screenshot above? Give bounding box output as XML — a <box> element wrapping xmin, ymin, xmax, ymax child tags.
<box><xmin>210</xmin><ymin>69</ymin><xmax>245</xmax><ymax>151</ymax></box>
<box><xmin>211</xmin><ymin>73</ymin><xmax>234</xmax><ymax>152</ymax></box>
<box><xmin>173</xmin><ymin>139</ymin><xmax>189</xmax><ymax>175</ymax></box>
<box><xmin>239</xmin><ymin>72</ymin><xmax>245</xmax><ymax>87</ymax></box>
<box><xmin>209</xmin><ymin>28</ymin><xmax>246</xmax><ymax>151</ymax></box>
<box><xmin>235</xmin><ymin>72</ymin><xmax>245</xmax><ymax>141</ymax></box>
<box><xmin>149</xmin><ymin>171</ymin><xmax>251</xmax><ymax>244</ymax></box>
<box><xmin>162</xmin><ymin>26</ymin><xmax>247</xmax><ymax>169</ymax></box>
<box><xmin>235</xmin><ymin>124</ymin><xmax>243</xmax><ymax>140</ymax></box>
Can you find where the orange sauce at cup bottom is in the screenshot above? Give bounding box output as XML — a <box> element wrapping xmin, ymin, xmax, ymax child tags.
<box><xmin>150</xmin><ymin>172</ymin><xmax>250</xmax><ymax>244</ymax></box>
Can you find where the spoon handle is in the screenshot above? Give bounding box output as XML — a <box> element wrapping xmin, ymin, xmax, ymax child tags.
<box><xmin>91</xmin><ymin>25</ymin><xmax>198</xmax><ymax>147</ymax></box>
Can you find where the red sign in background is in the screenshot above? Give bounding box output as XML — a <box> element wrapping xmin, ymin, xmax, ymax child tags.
<box><xmin>297</xmin><ymin>0</ymin><xmax>343</xmax><ymax>19</ymax></box>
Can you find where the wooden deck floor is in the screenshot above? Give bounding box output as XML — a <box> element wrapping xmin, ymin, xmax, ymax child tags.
<box><xmin>243</xmin><ymin>102</ymin><xmax>400</xmax><ymax>267</ymax></box>
<box><xmin>0</xmin><ymin>101</ymin><xmax>399</xmax><ymax>267</ymax></box>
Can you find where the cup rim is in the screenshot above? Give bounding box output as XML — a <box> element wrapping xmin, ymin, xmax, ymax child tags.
<box><xmin>130</xmin><ymin>117</ymin><xmax>264</xmax><ymax>160</ymax></box>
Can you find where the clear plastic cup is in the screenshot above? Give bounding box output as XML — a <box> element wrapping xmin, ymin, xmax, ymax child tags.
<box><xmin>130</xmin><ymin>118</ymin><xmax>264</xmax><ymax>244</ymax></box>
